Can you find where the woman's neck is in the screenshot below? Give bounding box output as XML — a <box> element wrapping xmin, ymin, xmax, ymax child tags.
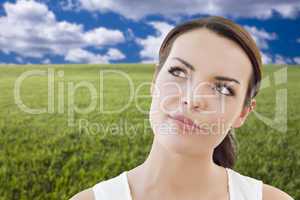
<box><xmin>133</xmin><ymin>136</ymin><xmax>227</xmax><ymax>196</ymax></box>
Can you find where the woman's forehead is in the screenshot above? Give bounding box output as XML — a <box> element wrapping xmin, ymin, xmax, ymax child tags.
<box><xmin>166</xmin><ymin>28</ymin><xmax>252</xmax><ymax>84</ymax></box>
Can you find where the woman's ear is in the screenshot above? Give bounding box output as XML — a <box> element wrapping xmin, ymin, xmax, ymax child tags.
<box><xmin>232</xmin><ymin>99</ymin><xmax>256</xmax><ymax>128</ymax></box>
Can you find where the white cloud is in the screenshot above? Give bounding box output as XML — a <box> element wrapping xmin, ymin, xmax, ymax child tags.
<box><xmin>274</xmin><ymin>54</ymin><xmax>292</xmax><ymax>65</ymax></box>
<box><xmin>42</xmin><ymin>58</ymin><xmax>51</xmax><ymax>64</ymax></box>
<box><xmin>78</xmin><ymin>0</ymin><xmax>300</xmax><ymax>20</ymax></box>
<box><xmin>136</xmin><ymin>21</ymin><xmax>279</xmax><ymax>64</ymax></box>
<box><xmin>261</xmin><ymin>52</ymin><xmax>273</xmax><ymax>64</ymax></box>
<box><xmin>105</xmin><ymin>48</ymin><xmax>126</xmax><ymax>60</ymax></box>
<box><xmin>60</xmin><ymin>0</ymin><xmax>81</xmax><ymax>11</ymax></box>
<box><xmin>293</xmin><ymin>57</ymin><xmax>300</xmax><ymax>64</ymax></box>
<box><xmin>84</xmin><ymin>27</ymin><xmax>125</xmax><ymax>47</ymax></box>
<box><xmin>136</xmin><ymin>21</ymin><xmax>174</xmax><ymax>63</ymax></box>
<box><xmin>260</xmin><ymin>53</ymin><xmax>294</xmax><ymax>65</ymax></box>
<box><xmin>139</xmin><ymin>59</ymin><xmax>156</xmax><ymax>64</ymax></box>
<box><xmin>244</xmin><ymin>26</ymin><xmax>277</xmax><ymax>50</ymax></box>
<box><xmin>65</xmin><ymin>48</ymin><xmax>125</xmax><ymax>63</ymax></box>
<box><xmin>0</xmin><ymin>0</ymin><xmax>125</xmax><ymax>63</ymax></box>
<box><xmin>65</xmin><ymin>48</ymin><xmax>106</xmax><ymax>63</ymax></box>
<box><xmin>243</xmin><ymin>26</ymin><xmax>278</xmax><ymax>65</ymax></box>
<box><xmin>297</xmin><ymin>38</ymin><xmax>300</xmax><ymax>43</ymax></box>
<box><xmin>16</xmin><ymin>56</ymin><xmax>24</xmax><ymax>63</ymax></box>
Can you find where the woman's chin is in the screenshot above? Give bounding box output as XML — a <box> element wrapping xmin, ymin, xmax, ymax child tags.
<box><xmin>156</xmin><ymin>133</ymin><xmax>211</xmax><ymax>157</ymax></box>
<box><xmin>155</xmin><ymin>126</ymin><xmax>214</xmax><ymax>156</ymax></box>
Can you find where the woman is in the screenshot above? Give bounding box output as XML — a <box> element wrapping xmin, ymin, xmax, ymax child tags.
<box><xmin>71</xmin><ymin>16</ymin><xmax>294</xmax><ymax>200</ymax></box>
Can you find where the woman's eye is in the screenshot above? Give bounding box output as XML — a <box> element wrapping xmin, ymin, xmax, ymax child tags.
<box><xmin>214</xmin><ymin>82</ymin><xmax>235</xmax><ymax>96</ymax></box>
<box><xmin>168</xmin><ymin>66</ymin><xmax>187</xmax><ymax>78</ymax></box>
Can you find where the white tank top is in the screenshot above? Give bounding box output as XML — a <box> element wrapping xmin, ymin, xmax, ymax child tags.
<box><xmin>92</xmin><ymin>168</ymin><xmax>263</xmax><ymax>200</ymax></box>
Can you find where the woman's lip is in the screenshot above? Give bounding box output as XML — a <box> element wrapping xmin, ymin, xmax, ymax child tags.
<box><xmin>167</xmin><ymin>114</ymin><xmax>205</xmax><ymax>131</ymax></box>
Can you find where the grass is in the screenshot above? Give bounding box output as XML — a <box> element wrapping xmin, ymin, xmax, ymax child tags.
<box><xmin>0</xmin><ymin>64</ymin><xmax>299</xmax><ymax>199</ymax></box>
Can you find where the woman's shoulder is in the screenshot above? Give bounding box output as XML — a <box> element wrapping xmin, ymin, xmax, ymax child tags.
<box><xmin>69</xmin><ymin>188</ymin><xmax>94</xmax><ymax>200</ymax></box>
<box><xmin>262</xmin><ymin>183</ymin><xmax>294</xmax><ymax>200</ymax></box>
<box><xmin>69</xmin><ymin>171</ymin><xmax>127</xmax><ymax>200</ymax></box>
<box><xmin>69</xmin><ymin>169</ymin><xmax>294</xmax><ymax>200</ymax></box>
<box><xmin>228</xmin><ymin>168</ymin><xmax>263</xmax><ymax>188</ymax></box>
<box><xmin>229</xmin><ymin>168</ymin><xmax>293</xmax><ymax>200</ymax></box>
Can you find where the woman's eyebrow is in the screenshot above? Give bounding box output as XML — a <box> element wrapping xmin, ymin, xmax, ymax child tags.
<box><xmin>172</xmin><ymin>57</ymin><xmax>195</xmax><ymax>71</ymax></box>
<box><xmin>172</xmin><ymin>56</ymin><xmax>240</xmax><ymax>85</ymax></box>
<box><xmin>214</xmin><ymin>76</ymin><xmax>240</xmax><ymax>85</ymax></box>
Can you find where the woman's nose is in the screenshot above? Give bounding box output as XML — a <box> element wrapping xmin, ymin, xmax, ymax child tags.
<box><xmin>181</xmin><ymin>95</ymin><xmax>207</xmax><ymax>112</ymax></box>
<box><xmin>180</xmin><ymin>81</ymin><xmax>215</xmax><ymax>113</ymax></box>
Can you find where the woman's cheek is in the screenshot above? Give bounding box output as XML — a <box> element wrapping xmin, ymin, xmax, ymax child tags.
<box><xmin>158</xmin><ymin>81</ymin><xmax>183</xmax><ymax>113</ymax></box>
<box><xmin>149</xmin><ymin>80</ymin><xmax>179</xmax><ymax>115</ymax></box>
<box><xmin>216</xmin><ymin>100</ymin><xmax>240</xmax><ymax>129</ymax></box>
<box><xmin>204</xmin><ymin>98</ymin><xmax>232</xmax><ymax>131</ymax></box>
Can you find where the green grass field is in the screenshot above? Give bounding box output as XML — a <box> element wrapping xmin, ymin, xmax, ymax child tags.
<box><xmin>0</xmin><ymin>64</ymin><xmax>299</xmax><ymax>199</ymax></box>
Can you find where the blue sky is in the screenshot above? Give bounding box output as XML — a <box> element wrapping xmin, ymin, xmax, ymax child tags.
<box><xmin>0</xmin><ymin>0</ymin><xmax>299</xmax><ymax>65</ymax></box>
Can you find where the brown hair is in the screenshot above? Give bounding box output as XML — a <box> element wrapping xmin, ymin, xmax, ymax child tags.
<box><xmin>153</xmin><ymin>16</ymin><xmax>263</xmax><ymax>169</ymax></box>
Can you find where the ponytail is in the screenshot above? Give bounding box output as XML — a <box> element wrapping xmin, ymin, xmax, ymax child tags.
<box><xmin>213</xmin><ymin>129</ymin><xmax>238</xmax><ymax>169</ymax></box>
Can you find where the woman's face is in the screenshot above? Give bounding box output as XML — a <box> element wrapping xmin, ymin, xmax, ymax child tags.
<box><xmin>149</xmin><ymin>28</ymin><xmax>256</xmax><ymax>156</ymax></box>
